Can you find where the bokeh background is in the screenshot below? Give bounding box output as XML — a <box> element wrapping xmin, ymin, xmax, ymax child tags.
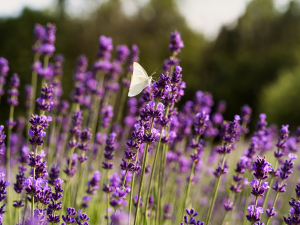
<box><xmin>1</xmin><ymin>0</ymin><xmax>300</xmax><ymax>130</ymax></box>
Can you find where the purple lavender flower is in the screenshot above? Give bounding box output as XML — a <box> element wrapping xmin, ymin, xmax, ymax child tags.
<box><xmin>116</xmin><ymin>45</ymin><xmax>130</xmax><ymax>63</ymax></box>
<box><xmin>164</xmin><ymin>204</ymin><xmax>172</xmax><ymax>220</ymax></box>
<box><xmin>13</xmin><ymin>170</ymin><xmax>25</xmax><ymax>194</ymax></box>
<box><xmin>193</xmin><ymin>111</ymin><xmax>210</xmax><ymax>135</ymax></box>
<box><xmin>28</xmin><ymin>115</ymin><xmax>50</xmax><ymax>146</ymax></box>
<box><xmin>81</xmin><ymin>196</ymin><xmax>92</xmax><ymax>208</ymax></box>
<box><xmin>241</xmin><ymin>104</ymin><xmax>252</xmax><ymax>125</ymax></box>
<box><xmin>180</xmin><ymin>208</ymin><xmax>204</xmax><ymax>225</ymax></box>
<box><xmin>33</xmin><ymin>24</ymin><xmax>45</xmax><ymax>43</ymax></box>
<box><xmin>48</xmin><ymin>164</ymin><xmax>60</xmax><ymax>186</ymax></box>
<box><xmin>274</xmin><ymin>125</ymin><xmax>290</xmax><ymax>158</ymax></box>
<box><xmin>36</xmin><ymin>84</ymin><xmax>54</xmax><ymax>112</ymax></box>
<box><xmin>102</xmin><ymin>105</ymin><xmax>114</xmax><ymax>128</ymax></box>
<box><xmin>0</xmin><ymin>57</ymin><xmax>9</xmax><ymax>97</ymax></box>
<box><xmin>250</xmin><ymin>179</ymin><xmax>270</xmax><ymax>196</ymax></box>
<box><xmin>62</xmin><ymin>207</ymin><xmax>77</xmax><ymax>224</ymax></box>
<box><xmin>103</xmin><ymin>132</ymin><xmax>117</xmax><ymax>170</ymax></box>
<box><xmin>127</xmin><ymin>44</ymin><xmax>139</xmax><ymax>72</ymax></box>
<box><xmin>7</xmin><ymin>73</ymin><xmax>20</xmax><ymax>106</ymax></box>
<box><xmin>110</xmin><ymin>187</ymin><xmax>130</xmax><ymax>209</ymax></box>
<box><xmin>252</xmin><ymin>156</ymin><xmax>272</xmax><ymax>180</ymax></box>
<box><xmin>78</xmin><ymin>128</ymin><xmax>92</xmax><ymax>153</ymax></box>
<box><xmin>169</xmin><ymin>31</ymin><xmax>184</xmax><ymax>54</ymax></box>
<box><xmin>86</xmin><ymin>171</ymin><xmax>101</xmax><ymax>195</ymax></box>
<box><xmin>64</xmin><ymin>153</ymin><xmax>78</xmax><ymax>178</ymax></box>
<box><xmin>0</xmin><ymin>173</ymin><xmax>9</xmax><ymax>202</ymax></box>
<box><xmin>110</xmin><ymin>211</ymin><xmax>129</xmax><ymax>225</ymax></box>
<box><xmin>246</xmin><ymin>205</ymin><xmax>263</xmax><ymax>223</ymax></box>
<box><xmin>40</xmin><ymin>23</ymin><xmax>56</xmax><ymax>56</ymax></box>
<box><xmin>0</xmin><ymin>126</ymin><xmax>6</xmax><ymax>156</ymax></box>
<box><xmin>68</xmin><ymin>110</ymin><xmax>83</xmax><ymax>148</ymax></box>
<box><xmin>97</xmin><ymin>35</ymin><xmax>113</xmax><ymax>59</ymax></box>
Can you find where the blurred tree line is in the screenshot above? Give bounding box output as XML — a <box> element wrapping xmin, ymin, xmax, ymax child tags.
<box><xmin>0</xmin><ymin>0</ymin><xmax>300</xmax><ymax>130</ymax></box>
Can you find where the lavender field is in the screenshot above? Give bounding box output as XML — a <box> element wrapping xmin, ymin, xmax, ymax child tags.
<box><xmin>0</xmin><ymin>22</ymin><xmax>299</xmax><ymax>225</ymax></box>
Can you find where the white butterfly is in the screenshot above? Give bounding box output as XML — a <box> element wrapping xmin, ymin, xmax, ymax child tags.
<box><xmin>128</xmin><ymin>62</ymin><xmax>153</xmax><ymax>97</ymax></box>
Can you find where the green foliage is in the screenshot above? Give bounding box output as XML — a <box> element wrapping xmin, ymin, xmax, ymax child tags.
<box><xmin>2</xmin><ymin>0</ymin><xmax>300</xmax><ymax>127</ymax></box>
<box><xmin>198</xmin><ymin>0</ymin><xmax>300</xmax><ymax>122</ymax></box>
<box><xmin>0</xmin><ymin>0</ymin><xmax>204</xmax><ymax>126</ymax></box>
<box><xmin>259</xmin><ymin>65</ymin><xmax>300</xmax><ymax>129</ymax></box>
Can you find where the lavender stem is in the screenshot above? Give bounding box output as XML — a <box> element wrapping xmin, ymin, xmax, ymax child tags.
<box><xmin>129</xmin><ymin>148</ymin><xmax>140</xmax><ymax>225</ymax></box>
<box><xmin>205</xmin><ymin>153</ymin><xmax>227</xmax><ymax>225</ymax></box>
<box><xmin>31</xmin><ymin>145</ymin><xmax>38</xmax><ymax>219</ymax></box>
<box><xmin>262</xmin><ymin>160</ymin><xmax>278</xmax><ymax>210</ymax></box>
<box><xmin>144</xmin><ymin>127</ymin><xmax>163</xmax><ymax>220</ymax></box>
<box><xmin>133</xmin><ymin>112</ymin><xmax>156</xmax><ymax>225</ymax></box>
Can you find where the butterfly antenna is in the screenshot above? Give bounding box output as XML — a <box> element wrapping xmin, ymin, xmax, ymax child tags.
<box><xmin>150</xmin><ymin>67</ymin><xmax>158</xmax><ymax>76</ymax></box>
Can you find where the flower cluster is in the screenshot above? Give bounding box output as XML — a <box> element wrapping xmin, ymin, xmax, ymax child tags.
<box><xmin>7</xmin><ymin>73</ymin><xmax>20</xmax><ymax>107</ymax></box>
<box><xmin>78</xmin><ymin>128</ymin><xmax>92</xmax><ymax>162</ymax></box>
<box><xmin>126</xmin><ymin>44</ymin><xmax>139</xmax><ymax>73</ymax></box>
<box><xmin>68</xmin><ymin>110</ymin><xmax>83</xmax><ymax>148</ymax></box>
<box><xmin>169</xmin><ymin>31</ymin><xmax>184</xmax><ymax>54</ymax></box>
<box><xmin>274</xmin><ymin>125</ymin><xmax>290</xmax><ymax>158</ymax></box>
<box><xmin>246</xmin><ymin>205</ymin><xmax>264</xmax><ymax>223</ymax></box>
<box><xmin>41</xmin><ymin>23</ymin><xmax>56</xmax><ymax>56</ymax></box>
<box><xmin>86</xmin><ymin>171</ymin><xmax>101</xmax><ymax>195</ymax></box>
<box><xmin>240</xmin><ymin>104</ymin><xmax>252</xmax><ymax>134</ymax></box>
<box><xmin>102</xmin><ymin>105</ymin><xmax>114</xmax><ymax>128</ymax></box>
<box><xmin>103</xmin><ymin>132</ymin><xmax>117</xmax><ymax>169</ymax></box>
<box><xmin>0</xmin><ymin>57</ymin><xmax>9</xmax><ymax>97</ymax></box>
<box><xmin>0</xmin><ymin>126</ymin><xmax>5</xmax><ymax>156</ymax></box>
<box><xmin>216</xmin><ymin>115</ymin><xmax>241</xmax><ymax>155</ymax></box>
<box><xmin>97</xmin><ymin>35</ymin><xmax>113</xmax><ymax>60</ymax></box>
<box><xmin>47</xmin><ymin>178</ymin><xmax>64</xmax><ymax>223</ymax></box>
<box><xmin>28</xmin><ymin>115</ymin><xmax>51</xmax><ymax>146</ymax></box>
<box><xmin>180</xmin><ymin>208</ymin><xmax>204</xmax><ymax>225</ymax></box>
<box><xmin>36</xmin><ymin>84</ymin><xmax>54</xmax><ymax>112</ymax></box>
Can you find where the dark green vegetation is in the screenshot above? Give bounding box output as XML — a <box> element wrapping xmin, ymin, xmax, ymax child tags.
<box><xmin>1</xmin><ymin>0</ymin><xmax>300</xmax><ymax>129</ymax></box>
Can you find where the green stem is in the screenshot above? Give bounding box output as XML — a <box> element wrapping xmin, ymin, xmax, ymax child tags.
<box><xmin>31</xmin><ymin>145</ymin><xmax>38</xmax><ymax>218</ymax></box>
<box><xmin>74</xmin><ymin>160</ymin><xmax>84</xmax><ymax>207</ymax></box>
<box><xmin>27</xmin><ymin>53</ymin><xmax>40</xmax><ymax>140</ymax></box>
<box><xmin>6</xmin><ymin>105</ymin><xmax>15</xmax><ymax>224</ymax></box>
<box><xmin>262</xmin><ymin>160</ymin><xmax>278</xmax><ymax>210</ymax></box>
<box><xmin>183</xmin><ymin>162</ymin><xmax>195</xmax><ymax>209</ymax></box>
<box><xmin>227</xmin><ymin>193</ymin><xmax>238</xmax><ymax>224</ymax></box>
<box><xmin>106</xmin><ymin>169</ymin><xmax>110</xmax><ymax>225</ymax></box>
<box><xmin>156</xmin><ymin>144</ymin><xmax>164</xmax><ymax>225</ymax></box>
<box><xmin>47</xmin><ymin>111</ymin><xmax>56</xmax><ymax>164</ymax></box>
<box><xmin>265</xmin><ymin>180</ymin><xmax>284</xmax><ymax>225</ymax></box>
<box><xmin>129</xmin><ymin>148</ymin><xmax>140</xmax><ymax>225</ymax></box>
<box><xmin>156</xmin><ymin>106</ymin><xmax>171</xmax><ymax>223</ymax></box>
<box><xmin>179</xmin><ymin>135</ymin><xmax>200</xmax><ymax>222</ymax></box>
<box><xmin>133</xmin><ymin>143</ymin><xmax>150</xmax><ymax>225</ymax></box>
<box><xmin>41</xmin><ymin>55</ymin><xmax>49</xmax><ymax>87</ymax></box>
<box><xmin>62</xmin><ymin>146</ymin><xmax>76</xmax><ymax>211</ymax></box>
<box><xmin>107</xmin><ymin>192</ymin><xmax>110</xmax><ymax>225</ymax></box>
<box><xmin>116</xmin><ymin>86</ymin><xmax>128</xmax><ymax>124</ymax></box>
<box><xmin>221</xmin><ymin>211</ymin><xmax>228</xmax><ymax>225</ymax></box>
<box><xmin>144</xmin><ymin>129</ymin><xmax>163</xmax><ymax>221</ymax></box>
<box><xmin>22</xmin><ymin>196</ymin><xmax>28</xmax><ymax>224</ymax></box>
<box><xmin>121</xmin><ymin>170</ymin><xmax>128</xmax><ymax>189</ymax></box>
<box><xmin>17</xmin><ymin>195</ymin><xmax>21</xmax><ymax>224</ymax></box>
<box><xmin>205</xmin><ymin>153</ymin><xmax>227</xmax><ymax>225</ymax></box>
<box><xmin>133</xmin><ymin>115</ymin><xmax>156</xmax><ymax>225</ymax></box>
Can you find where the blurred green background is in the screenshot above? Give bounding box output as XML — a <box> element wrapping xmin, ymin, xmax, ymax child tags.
<box><xmin>1</xmin><ymin>0</ymin><xmax>300</xmax><ymax>130</ymax></box>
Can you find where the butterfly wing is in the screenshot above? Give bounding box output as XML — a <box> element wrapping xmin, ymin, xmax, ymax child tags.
<box><xmin>128</xmin><ymin>78</ymin><xmax>151</xmax><ymax>97</ymax></box>
<box><xmin>130</xmin><ymin>62</ymin><xmax>149</xmax><ymax>86</ymax></box>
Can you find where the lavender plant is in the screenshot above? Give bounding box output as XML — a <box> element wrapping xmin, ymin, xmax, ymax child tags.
<box><xmin>1</xmin><ymin>22</ymin><xmax>300</xmax><ymax>225</ymax></box>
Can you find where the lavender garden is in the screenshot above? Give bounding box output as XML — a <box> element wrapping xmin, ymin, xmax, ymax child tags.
<box><xmin>0</xmin><ymin>22</ymin><xmax>299</xmax><ymax>225</ymax></box>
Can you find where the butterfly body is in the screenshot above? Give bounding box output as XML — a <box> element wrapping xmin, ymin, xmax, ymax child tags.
<box><xmin>128</xmin><ymin>62</ymin><xmax>152</xmax><ymax>97</ymax></box>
